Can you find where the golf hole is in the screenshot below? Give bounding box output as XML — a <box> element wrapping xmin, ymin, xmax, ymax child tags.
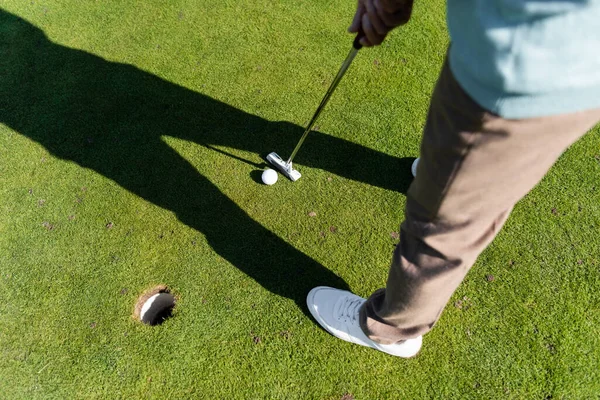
<box><xmin>134</xmin><ymin>285</ymin><xmax>176</xmax><ymax>326</ymax></box>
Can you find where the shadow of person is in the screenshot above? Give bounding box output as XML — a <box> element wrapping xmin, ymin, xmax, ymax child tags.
<box><xmin>0</xmin><ymin>9</ymin><xmax>414</xmax><ymax>313</ymax></box>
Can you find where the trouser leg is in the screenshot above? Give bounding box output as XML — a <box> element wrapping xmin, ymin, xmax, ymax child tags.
<box><xmin>360</xmin><ymin>57</ymin><xmax>600</xmax><ymax>345</ymax></box>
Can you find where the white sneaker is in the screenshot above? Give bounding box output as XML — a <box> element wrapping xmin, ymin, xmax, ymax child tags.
<box><xmin>307</xmin><ymin>286</ymin><xmax>422</xmax><ymax>358</ymax></box>
<box><xmin>411</xmin><ymin>157</ymin><xmax>420</xmax><ymax>178</ymax></box>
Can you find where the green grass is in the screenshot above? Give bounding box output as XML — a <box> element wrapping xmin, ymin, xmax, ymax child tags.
<box><xmin>1</xmin><ymin>1</ymin><xmax>599</xmax><ymax>398</ymax></box>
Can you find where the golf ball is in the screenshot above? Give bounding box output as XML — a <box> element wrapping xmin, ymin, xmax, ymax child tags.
<box><xmin>261</xmin><ymin>169</ymin><xmax>278</xmax><ymax>185</ymax></box>
<box><xmin>411</xmin><ymin>157</ymin><xmax>420</xmax><ymax>178</ymax></box>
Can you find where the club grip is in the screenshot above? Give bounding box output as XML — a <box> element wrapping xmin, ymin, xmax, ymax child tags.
<box><xmin>353</xmin><ymin>30</ymin><xmax>365</xmax><ymax>50</ymax></box>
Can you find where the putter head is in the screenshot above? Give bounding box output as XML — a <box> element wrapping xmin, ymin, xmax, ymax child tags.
<box><xmin>266</xmin><ymin>152</ymin><xmax>301</xmax><ymax>182</ymax></box>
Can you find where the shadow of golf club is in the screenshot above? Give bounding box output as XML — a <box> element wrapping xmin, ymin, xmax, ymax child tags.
<box><xmin>0</xmin><ymin>9</ymin><xmax>415</xmax><ymax>315</ymax></box>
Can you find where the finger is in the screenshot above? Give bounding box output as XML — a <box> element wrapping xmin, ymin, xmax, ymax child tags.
<box><xmin>365</xmin><ymin>0</ymin><xmax>387</xmax><ymax>36</ymax></box>
<box><xmin>361</xmin><ymin>14</ymin><xmax>384</xmax><ymax>46</ymax></box>
<box><xmin>349</xmin><ymin>3</ymin><xmax>366</xmax><ymax>33</ymax></box>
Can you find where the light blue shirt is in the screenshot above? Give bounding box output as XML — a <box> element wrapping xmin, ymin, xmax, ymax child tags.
<box><xmin>447</xmin><ymin>0</ymin><xmax>600</xmax><ymax>119</ymax></box>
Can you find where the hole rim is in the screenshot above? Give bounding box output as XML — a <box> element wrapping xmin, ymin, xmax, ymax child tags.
<box><xmin>133</xmin><ymin>284</ymin><xmax>177</xmax><ymax>326</ymax></box>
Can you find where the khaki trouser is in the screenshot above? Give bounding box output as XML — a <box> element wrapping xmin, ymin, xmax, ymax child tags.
<box><xmin>360</xmin><ymin>57</ymin><xmax>600</xmax><ymax>345</ymax></box>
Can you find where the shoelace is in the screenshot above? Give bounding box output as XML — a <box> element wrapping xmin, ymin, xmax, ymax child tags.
<box><xmin>335</xmin><ymin>296</ymin><xmax>363</xmax><ymax>324</ymax></box>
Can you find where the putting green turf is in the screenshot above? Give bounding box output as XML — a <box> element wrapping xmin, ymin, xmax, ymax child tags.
<box><xmin>1</xmin><ymin>1</ymin><xmax>600</xmax><ymax>398</ymax></box>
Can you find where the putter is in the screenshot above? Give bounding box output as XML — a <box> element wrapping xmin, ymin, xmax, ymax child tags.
<box><xmin>267</xmin><ymin>34</ymin><xmax>364</xmax><ymax>181</ymax></box>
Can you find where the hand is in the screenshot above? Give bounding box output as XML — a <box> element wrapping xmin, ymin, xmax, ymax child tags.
<box><xmin>349</xmin><ymin>0</ymin><xmax>413</xmax><ymax>47</ymax></box>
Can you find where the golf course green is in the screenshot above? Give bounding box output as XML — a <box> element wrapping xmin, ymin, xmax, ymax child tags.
<box><xmin>1</xmin><ymin>1</ymin><xmax>599</xmax><ymax>398</ymax></box>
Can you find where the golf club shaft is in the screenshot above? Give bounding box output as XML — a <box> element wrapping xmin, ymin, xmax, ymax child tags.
<box><xmin>286</xmin><ymin>44</ymin><xmax>360</xmax><ymax>164</ymax></box>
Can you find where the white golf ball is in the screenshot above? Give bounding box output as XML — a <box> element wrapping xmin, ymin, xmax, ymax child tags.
<box><xmin>411</xmin><ymin>157</ymin><xmax>420</xmax><ymax>178</ymax></box>
<box><xmin>261</xmin><ymin>169</ymin><xmax>278</xmax><ymax>185</ymax></box>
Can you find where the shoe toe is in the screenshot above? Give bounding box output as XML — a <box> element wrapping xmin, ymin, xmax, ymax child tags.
<box><xmin>307</xmin><ymin>287</ymin><xmax>366</xmax><ymax>341</ymax></box>
<box><xmin>306</xmin><ymin>286</ymin><xmax>337</xmax><ymax>323</ymax></box>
